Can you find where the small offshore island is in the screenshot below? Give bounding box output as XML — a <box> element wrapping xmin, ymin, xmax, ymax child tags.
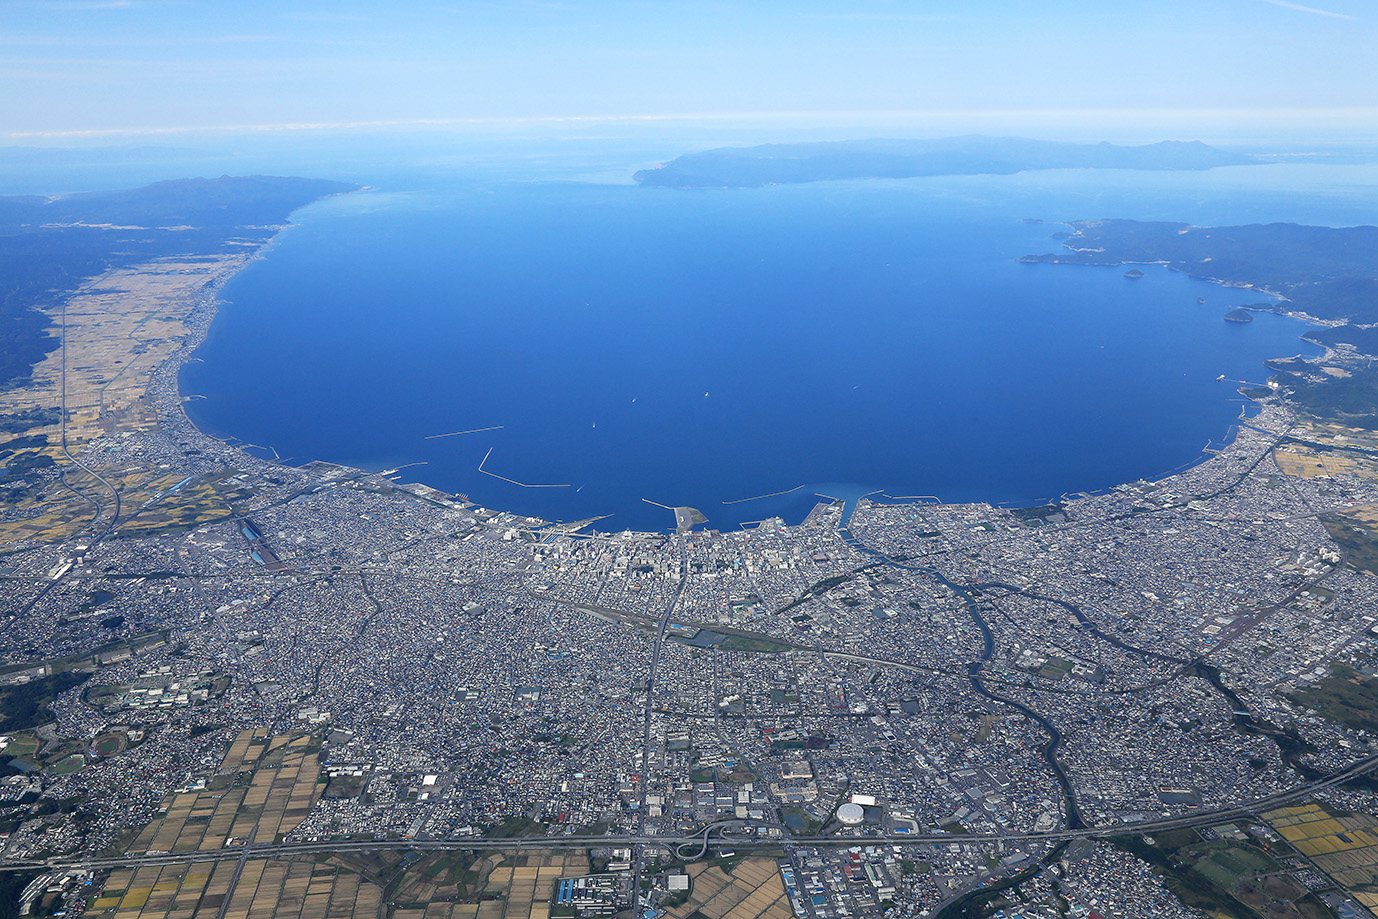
<box><xmin>6</xmin><ymin>174</ymin><xmax>1378</xmax><ymax>919</ymax></box>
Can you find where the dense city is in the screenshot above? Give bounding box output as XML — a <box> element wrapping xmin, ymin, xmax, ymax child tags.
<box><xmin>5</xmin><ymin>206</ymin><xmax>1378</xmax><ymax>919</ymax></box>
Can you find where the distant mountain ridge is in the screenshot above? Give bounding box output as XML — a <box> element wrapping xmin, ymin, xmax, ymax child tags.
<box><xmin>0</xmin><ymin>175</ymin><xmax>356</xmax><ymax>229</ymax></box>
<box><xmin>0</xmin><ymin>175</ymin><xmax>358</xmax><ymax>390</ymax></box>
<box><xmin>633</xmin><ymin>136</ymin><xmax>1257</xmax><ymax>188</ymax></box>
<box><xmin>1020</xmin><ymin>219</ymin><xmax>1378</xmax><ymax>321</ymax></box>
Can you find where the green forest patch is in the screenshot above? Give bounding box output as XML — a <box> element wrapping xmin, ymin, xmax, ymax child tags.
<box><xmin>0</xmin><ymin>671</ymin><xmax>92</xmax><ymax>733</ymax></box>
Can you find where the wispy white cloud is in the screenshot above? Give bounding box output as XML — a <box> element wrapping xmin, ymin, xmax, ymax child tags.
<box><xmin>6</xmin><ymin>119</ymin><xmax>452</xmax><ymax>139</ymax></box>
<box><xmin>800</xmin><ymin>11</ymin><xmax>958</xmax><ymax>22</ymax></box>
<box><xmin>19</xmin><ymin>0</ymin><xmax>137</xmax><ymax>8</ymax></box>
<box><xmin>1255</xmin><ymin>0</ymin><xmax>1355</xmax><ymax>20</ymax></box>
<box><xmin>9</xmin><ymin>107</ymin><xmax>1378</xmax><ymax>142</ymax></box>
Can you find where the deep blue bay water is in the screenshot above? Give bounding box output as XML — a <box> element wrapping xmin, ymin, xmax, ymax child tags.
<box><xmin>181</xmin><ymin>164</ymin><xmax>1367</xmax><ymax>532</ymax></box>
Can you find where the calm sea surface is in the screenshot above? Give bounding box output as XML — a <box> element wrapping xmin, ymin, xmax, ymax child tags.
<box><xmin>182</xmin><ymin>162</ymin><xmax>1378</xmax><ymax>531</ymax></box>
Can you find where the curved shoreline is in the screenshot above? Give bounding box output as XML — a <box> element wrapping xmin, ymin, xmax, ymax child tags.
<box><xmin>164</xmin><ymin>263</ymin><xmax>1314</xmax><ymax>538</ymax></box>
<box><xmin>7</xmin><ymin>195</ymin><xmax>1376</xmax><ymax>863</ymax></box>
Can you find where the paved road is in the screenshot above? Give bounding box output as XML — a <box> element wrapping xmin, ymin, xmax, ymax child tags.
<box><xmin>630</xmin><ymin>560</ymin><xmax>687</xmax><ymax>908</ymax></box>
<box><xmin>8</xmin><ymin>749</ymin><xmax>1375</xmax><ymax>875</ymax></box>
<box><xmin>16</xmin><ymin>292</ymin><xmax>124</xmax><ymax>620</ymax></box>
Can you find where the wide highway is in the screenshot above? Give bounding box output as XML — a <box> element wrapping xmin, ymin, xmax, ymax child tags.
<box><xmin>6</xmin><ymin>749</ymin><xmax>1376</xmax><ymax>875</ymax></box>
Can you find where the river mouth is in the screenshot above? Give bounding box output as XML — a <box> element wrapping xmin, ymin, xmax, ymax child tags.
<box><xmin>181</xmin><ymin>169</ymin><xmax>1326</xmax><ymax>533</ymax></box>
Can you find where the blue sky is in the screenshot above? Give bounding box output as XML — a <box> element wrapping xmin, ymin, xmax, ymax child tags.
<box><xmin>3</xmin><ymin>0</ymin><xmax>1374</xmax><ymax>143</ymax></box>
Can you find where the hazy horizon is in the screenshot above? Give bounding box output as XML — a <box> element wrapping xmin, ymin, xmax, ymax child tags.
<box><xmin>6</xmin><ymin>124</ymin><xmax>1378</xmax><ymax>199</ymax></box>
<box><xmin>5</xmin><ymin>0</ymin><xmax>1376</xmax><ymax>157</ymax></box>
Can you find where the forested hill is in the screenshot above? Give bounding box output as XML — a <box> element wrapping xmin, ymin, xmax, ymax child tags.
<box><xmin>1021</xmin><ymin>219</ymin><xmax>1378</xmax><ymax>323</ymax></box>
<box><xmin>633</xmin><ymin>137</ymin><xmax>1256</xmax><ymax>188</ymax></box>
<box><xmin>0</xmin><ymin>175</ymin><xmax>358</xmax><ymax>390</ymax></box>
<box><xmin>1023</xmin><ymin>218</ymin><xmax>1378</xmax><ymax>427</ymax></box>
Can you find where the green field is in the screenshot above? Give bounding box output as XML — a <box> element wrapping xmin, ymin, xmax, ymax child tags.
<box><xmin>1322</xmin><ymin>516</ymin><xmax>1378</xmax><ymax>575</ymax></box>
<box><xmin>50</xmin><ymin>753</ymin><xmax>85</xmax><ymax>775</ymax></box>
<box><xmin>91</xmin><ymin>733</ymin><xmax>127</xmax><ymax>757</ymax></box>
<box><xmin>1292</xmin><ymin>664</ymin><xmax>1378</xmax><ymax>734</ymax></box>
<box><xmin>3</xmin><ymin>734</ymin><xmax>41</xmax><ymax>757</ymax></box>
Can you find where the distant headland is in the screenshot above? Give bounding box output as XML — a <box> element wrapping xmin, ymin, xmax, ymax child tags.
<box><xmin>632</xmin><ymin>136</ymin><xmax>1256</xmax><ymax>188</ymax></box>
<box><xmin>1019</xmin><ymin>219</ymin><xmax>1378</xmax><ymax>324</ymax></box>
<box><xmin>1022</xmin><ymin>218</ymin><xmax>1378</xmax><ymax>427</ymax></box>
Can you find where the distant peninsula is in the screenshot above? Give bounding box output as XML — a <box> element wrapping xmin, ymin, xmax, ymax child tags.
<box><xmin>632</xmin><ymin>136</ymin><xmax>1256</xmax><ymax>188</ymax></box>
<box><xmin>1020</xmin><ymin>219</ymin><xmax>1378</xmax><ymax>323</ymax></box>
<box><xmin>0</xmin><ymin>175</ymin><xmax>358</xmax><ymax>390</ymax></box>
<box><xmin>1023</xmin><ymin>218</ymin><xmax>1378</xmax><ymax>427</ymax></box>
